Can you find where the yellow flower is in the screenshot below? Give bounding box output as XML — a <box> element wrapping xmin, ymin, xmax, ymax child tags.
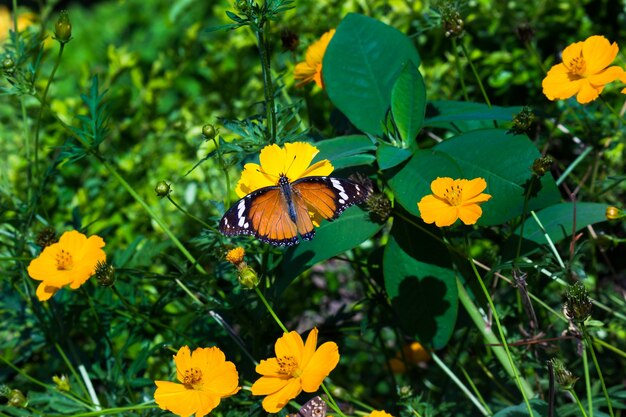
<box><xmin>388</xmin><ymin>341</ymin><xmax>431</xmax><ymax>374</ymax></box>
<box><xmin>417</xmin><ymin>177</ymin><xmax>492</xmax><ymax>227</ymax></box>
<box><xmin>0</xmin><ymin>6</ymin><xmax>36</xmax><ymax>43</ymax></box>
<box><xmin>368</xmin><ymin>411</ymin><xmax>394</xmax><ymax>417</ymax></box>
<box><xmin>225</xmin><ymin>247</ymin><xmax>245</xmax><ymax>265</ymax></box>
<box><xmin>235</xmin><ymin>142</ymin><xmax>333</xmax><ymax>198</ymax></box>
<box><xmin>294</xmin><ymin>29</ymin><xmax>335</xmax><ymax>88</ymax></box>
<box><xmin>27</xmin><ymin>230</ymin><xmax>106</xmax><ymax>301</ymax></box>
<box><xmin>154</xmin><ymin>346</ymin><xmax>240</xmax><ymax>417</ymax></box>
<box><xmin>542</xmin><ymin>35</ymin><xmax>624</xmax><ymax>104</ymax></box>
<box><xmin>251</xmin><ymin>328</ymin><xmax>340</xmax><ymax>413</ymax></box>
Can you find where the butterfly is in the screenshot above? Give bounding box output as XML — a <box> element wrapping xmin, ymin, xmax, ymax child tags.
<box><xmin>219</xmin><ymin>174</ymin><xmax>368</xmax><ymax>246</ymax></box>
<box><xmin>287</xmin><ymin>396</ymin><xmax>327</xmax><ymax>417</ymax></box>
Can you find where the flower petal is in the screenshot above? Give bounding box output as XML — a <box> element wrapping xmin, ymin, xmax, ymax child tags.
<box><xmin>560</xmin><ymin>41</ymin><xmax>583</xmax><ymax>71</ymax></box>
<box><xmin>460</xmin><ymin>178</ymin><xmax>487</xmax><ymax>200</ymax></box>
<box><xmin>255</xmin><ymin>357</ymin><xmax>282</xmax><ymax>377</ymax></box>
<box><xmin>582</xmin><ymin>35</ymin><xmax>618</xmax><ymax>74</ymax></box>
<box><xmin>154</xmin><ymin>381</ymin><xmax>219</xmax><ymax>417</ymax></box>
<box><xmin>251</xmin><ymin>374</ymin><xmax>291</xmax><ymax>395</ymax></box>
<box><xmin>429</xmin><ymin>177</ymin><xmax>454</xmax><ymax>198</ymax></box>
<box><xmin>433</xmin><ymin>206</ymin><xmax>459</xmax><ymax>227</ymax></box>
<box><xmin>300</xmin><ymin>341</ymin><xmax>339</xmax><ymax>392</ymax></box>
<box><xmin>542</xmin><ymin>64</ymin><xmax>582</xmax><ymax>100</ymax></box>
<box><xmin>458</xmin><ymin>204</ymin><xmax>483</xmax><ymax>225</ymax></box>
<box><xmin>260</xmin><ymin>377</ymin><xmax>302</xmax><ymax>413</ymax></box>
<box><xmin>235</xmin><ymin>162</ymin><xmax>275</xmax><ymax>197</ymax></box>
<box><xmin>259</xmin><ymin>144</ymin><xmax>288</xmax><ymax>179</ymax></box>
<box><xmin>36</xmin><ymin>282</ymin><xmax>60</xmax><ymax>301</ymax></box>
<box><xmin>417</xmin><ymin>195</ymin><xmax>452</xmax><ymax>224</ymax></box>
<box><xmin>174</xmin><ymin>346</ymin><xmax>192</xmax><ymax>383</ymax></box>
<box><xmin>301</xmin><ymin>327</ymin><xmax>319</xmax><ymax>368</ymax></box>
<box><xmin>299</xmin><ymin>159</ymin><xmax>334</xmax><ymax>179</ymax></box>
<box><xmin>275</xmin><ymin>331</ymin><xmax>305</xmax><ymax>365</ymax></box>
<box><xmin>575</xmin><ymin>79</ymin><xmax>602</xmax><ymax>104</ymax></box>
<box><xmin>283</xmin><ymin>142</ymin><xmax>320</xmax><ymax>181</ymax></box>
<box><xmin>588</xmin><ymin>65</ymin><xmax>624</xmax><ymax>86</ymax></box>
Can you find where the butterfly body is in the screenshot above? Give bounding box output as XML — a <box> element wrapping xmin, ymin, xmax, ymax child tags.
<box><xmin>220</xmin><ymin>175</ymin><xmax>367</xmax><ymax>246</ymax></box>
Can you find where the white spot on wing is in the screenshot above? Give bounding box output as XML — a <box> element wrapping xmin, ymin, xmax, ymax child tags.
<box><xmin>331</xmin><ymin>178</ymin><xmax>349</xmax><ymax>203</ymax></box>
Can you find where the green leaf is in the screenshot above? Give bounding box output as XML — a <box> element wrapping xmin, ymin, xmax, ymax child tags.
<box><xmin>425</xmin><ymin>100</ymin><xmax>522</xmax><ymax>133</ymax></box>
<box><xmin>515</xmin><ymin>202</ymin><xmax>608</xmax><ymax>244</ymax></box>
<box><xmin>383</xmin><ymin>216</ymin><xmax>458</xmax><ymax>349</ymax></box>
<box><xmin>493</xmin><ymin>399</ymin><xmax>549</xmax><ymax>417</ymax></box>
<box><xmin>315</xmin><ymin>135</ymin><xmax>376</xmax><ymax>170</ymax></box>
<box><xmin>434</xmin><ymin>129</ymin><xmax>560</xmax><ymax>225</ymax></box>
<box><xmin>323</xmin><ymin>13</ymin><xmax>421</xmax><ymax>136</ymax></box>
<box><xmin>376</xmin><ymin>142</ymin><xmax>412</xmax><ymax>170</ymax></box>
<box><xmin>391</xmin><ymin>62</ymin><xmax>426</xmax><ymax>144</ymax></box>
<box><xmin>386</xmin><ymin>150</ymin><xmax>462</xmax><ymax>216</ymax></box>
<box><xmin>277</xmin><ymin>206</ymin><xmax>383</xmax><ymax>293</ymax></box>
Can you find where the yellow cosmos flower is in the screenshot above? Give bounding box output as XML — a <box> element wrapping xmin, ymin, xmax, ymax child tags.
<box><xmin>294</xmin><ymin>29</ymin><xmax>335</xmax><ymax>88</ymax></box>
<box><xmin>154</xmin><ymin>346</ymin><xmax>240</xmax><ymax>417</ymax></box>
<box><xmin>235</xmin><ymin>142</ymin><xmax>333</xmax><ymax>198</ymax></box>
<box><xmin>542</xmin><ymin>35</ymin><xmax>625</xmax><ymax>104</ymax></box>
<box><xmin>368</xmin><ymin>411</ymin><xmax>394</xmax><ymax>417</ymax></box>
<box><xmin>27</xmin><ymin>230</ymin><xmax>106</xmax><ymax>301</ymax></box>
<box><xmin>417</xmin><ymin>177</ymin><xmax>492</xmax><ymax>227</ymax></box>
<box><xmin>0</xmin><ymin>6</ymin><xmax>36</xmax><ymax>43</ymax></box>
<box><xmin>251</xmin><ymin>328</ymin><xmax>340</xmax><ymax>413</ymax></box>
<box><xmin>225</xmin><ymin>247</ymin><xmax>245</xmax><ymax>265</ymax></box>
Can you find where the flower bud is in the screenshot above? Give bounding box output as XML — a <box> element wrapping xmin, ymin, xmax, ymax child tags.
<box><xmin>605</xmin><ymin>206</ymin><xmax>624</xmax><ymax>221</ymax></box>
<box><xmin>548</xmin><ymin>358</ymin><xmax>578</xmax><ymax>390</ymax></box>
<box><xmin>237</xmin><ymin>265</ymin><xmax>260</xmax><ymax>289</ymax></box>
<box><xmin>515</xmin><ymin>23</ymin><xmax>535</xmax><ymax>44</ymax></box>
<box><xmin>95</xmin><ymin>260</ymin><xmax>115</xmax><ymax>287</ymax></box>
<box><xmin>202</xmin><ymin>124</ymin><xmax>217</xmax><ymax>140</ymax></box>
<box><xmin>8</xmin><ymin>389</ymin><xmax>27</xmax><ymax>408</ymax></box>
<box><xmin>366</xmin><ymin>192</ymin><xmax>392</xmax><ymax>223</ymax></box>
<box><xmin>531</xmin><ymin>154</ymin><xmax>554</xmax><ymax>177</ymax></box>
<box><xmin>36</xmin><ymin>227</ymin><xmax>58</xmax><ymax>248</ymax></box>
<box><xmin>2</xmin><ymin>56</ymin><xmax>14</xmax><ymax>70</ymax></box>
<box><xmin>439</xmin><ymin>3</ymin><xmax>464</xmax><ymax>39</ymax></box>
<box><xmin>155</xmin><ymin>181</ymin><xmax>171</xmax><ymax>198</ymax></box>
<box><xmin>564</xmin><ymin>282</ymin><xmax>592</xmax><ymax>323</ymax></box>
<box><xmin>54</xmin><ymin>10</ymin><xmax>72</xmax><ymax>44</ymax></box>
<box><xmin>52</xmin><ymin>375</ymin><xmax>70</xmax><ymax>391</ymax></box>
<box><xmin>508</xmin><ymin>106</ymin><xmax>535</xmax><ymax>135</ymax></box>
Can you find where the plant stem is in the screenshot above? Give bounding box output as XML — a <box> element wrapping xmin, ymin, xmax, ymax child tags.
<box><xmin>467</xmin><ymin>261</ymin><xmax>535</xmax><ymax>413</ymax></box>
<box><xmin>459</xmin><ymin>42</ymin><xmax>491</xmax><ymax>108</ymax></box>
<box><xmin>255</xmin><ymin>6</ymin><xmax>276</xmax><ymax>144</ymax></box>
<box><xmin>451</xmin><ymin>38</ymin><xmax>469</xmax><ymax>102</ymax></box>
<box><xmin>582</xmin><ymin>341</ymin><xmax>593</xmax><ymax>417</ymax></box>
<box><xmin>34</xmin><ymin>43</ymin><xmax>65</xmax><ymax>178</ymax></box>
<box><xmin>167</xmin><ymin>195</ymin><xmax>216</xmax><ymax>231</ymax></box>
<box><xmin>254</xmin><ymin>286</ymin><xmax>288</xmax><ymax>332</ymax></box>
<box><xmin>569</xmin><ymin>389</ymin><xmax>590</xmax><ymax>417</ymax></box>
<box><xmin>582</xmin><ymin>325</ymin><xmax>615</xmax><ymax>417</ymax></box>
<box><xmin>515</xmin><ymin>176</ymin><xmax>536</xmax><ymax>261</ymax></box>
<box><xmin>211</xmin><ymin>136</ymin><xmax>231</xmax><ymax>209</ymax></box>
<box><xmin>556</xmin><ymin>146</ymin><xmax>593</xmax><ymax>186</ymax></box>
<box><xmin>431</xmin><ymin>351</ymin><xmax>491</xmax><ymax>416</ymax></box>
<box><xmin>321</xmin><ymin>383</ymin><xmax>347</xmax><ymax>417</ymax></box>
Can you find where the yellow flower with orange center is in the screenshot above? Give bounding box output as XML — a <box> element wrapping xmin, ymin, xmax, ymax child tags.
<box><xmin>251</xmin><ymin>328</ymin><xmax>340</xmax><ymax>413</ymax></box>
<box><xmin>294</xmin><ymin>29</ymin><xmax>335</xmax><ymax>88</ymax></box>
<box><xmin>27</xmin><ymin>230</ymin><xmax>106</xmax><ymax>301</ymax></box>
<box><xmin>542</xmin><ymin>35</ymin><xmax>625</xmax><ymax>104</ymax></box>
<box><xmin>225</xmin><ymin>247</ymin><xmax>245</xmax><ymax>265</ymax></box>
<box><xmin>417</xmin><ymin>177</ymin><xmax>492</xmax><ymax>227</ymax></box>
<box><xmin>154</xmin><ymin>346</ymin><xmax>240</xmax><ymax>417</ymax></box>
<box><xmin>235</xmin><ymin>142</ymin><xmax>333</xmax><ymax>198</ymax></box>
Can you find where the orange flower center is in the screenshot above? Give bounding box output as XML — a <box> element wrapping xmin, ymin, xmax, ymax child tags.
<box><xmin>442</xmin><ymin>183</ymin><xmax>463</xmax><ymax>206</ymax></box>
<box><xmin>182</xmin><ymin>367</ymin><xmax>203</xmax><ymax>389</ymax></box>
<box><xmin>55</xmin><ymin>249</ymin><xmax>74</xmax><ymax>271</ymax></box>
<box><xmin>277</xmin><ymin>355</ymin><xmax>301</xmax><ymax>377</ymax></box>
<box><xmin>565</xmin><ymin>54</ymin><xmax>586</xmax><ymax>76</ymax></box>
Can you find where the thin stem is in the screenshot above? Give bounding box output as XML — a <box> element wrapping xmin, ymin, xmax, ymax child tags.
<box><xmin>600</xmin><ymin>95</ymin><xmax>626</xmax><ymax>124</ymax></box>
<box><xmin>468</xmin><ymin>260</ymin><xmax>535</xmax><ymax>413</ymax></box>
<box><xmin>515</xmin><ymin>176</ymin><xmax>536</xmax><ymax>261</ymax></box>
<box><xmin>557</xmin><ymin>146</ymin><xmax>593</xmax><ymax>186</ymax></box>
<box><xmin>460</xmin><ymin>366</ymin><xmax>493</xmax><ymax>416</ymax></box>
<box><xmin>255</xmin><ymin>8</ymin><xmax>276</xmax><ymax>144</ymax></box>
<box><xmin>569</xmin><ymin>389</ymin><xmax>590</xmax><ymax>417</ymax></box>
<box><xmin>459</xmin><ymin>42</ymin><xmax>492</xmax><ymax>108</ymax></box>
<box><xmin>53</xmin><ymin>404</ymin><xmax>156</xmax><ymax>417</ymax></box>
<box><xmin>254</xmin><ymin>286</ymin><xmax>288</xmax><ymax>332</ymax></box>
<box><xmin>582</xmin><ymin>341</ymin><xmax>593</xmax><ymax>417</ymax></box>
<box><xmin>321</xmin><ymin>383</ymin><xmax>347</xmax><ymax>417</ymax></box>
<box><xmin>582</xmin><ymin>325</ymin><xmax>615</xmax><ymax>417</ymax></box>
<box><xmin>451</xmin><ymin>38</ymin><xmax>469</xmax><ymax>102</ymax></box>
<box><xmin>529</xmin><ymin>211</ymin><xmax>565</xmax><ymax>268</ymax></box>
<box><xmin>167</xmin><ymin>195</ymin><xmax>216</xmax><ymax>231</ymax></box>
<box><xmin>54</xmin><ymin>343</ymin><xmax>91</xmax><ymax>402</ymax></box>
<box><xmin>211</xmin><ymin>136</ymin><xmax>231</xmax><ymax>209</ymax></box>
<box><xmin>34</xmin><ymin>43</ymin><xmax>65</xmax><ymax>178</ymax></box>
<box><xmin>431</xmin><ymin>351</ymin><xmax>490</xmax><ymax>416</ymax></box>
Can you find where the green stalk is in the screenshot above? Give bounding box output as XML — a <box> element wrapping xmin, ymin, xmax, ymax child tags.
<box><xmin>457</xmin><ymin>279</ymin><xmax>534</xmax><ymax>399</ymax></box>
<box><xmin>582</xmin><ymin>342</ymin><xmax>593</xmax><ymax>417</ymax></box>
<box><xmin>467</xmin><ymin>262</ymin><xmax>535</xmax><ymax>413</ymax></box>
<box><xmin>254</xmin><ymin>287</ymin><xmax>288</xmax><ymax>332</ymax></box>
<box><xmin>515</xmin><ymin>176</ymin><xmax>536</xmax><ymax>261</ymax></box>
<box><xmin>582</xmin><ymin>325</ymin><xmax>614</xmax><ymax>417</ymax></box>
<box><xmin>568</xmin><ymin>389</ymin><xmax>590</xmax><ymax>417</ymax></box>
<box><xmin>451</xmin><ymin>38</ymin><xmax>470</xmax><ymax>102</ymax></box>
<box><xmin>459</xmin><ymin>42</ymin><xmax>492</xmax><ymax>108</ymax></box>
<box><xmin>211</xmin><ymin>136</ymin><xmax>231</xmax><ymax>209</ymax></box>
<box><xmin>55</xmin><ymin>404</ymin><xmax>156</xmax><ymax>417</ymax></box>
<box><xmin>34</xmin><ymin>43</ymin><xmax>65</xmax><ymax>178</ymax></box>
<box><xmin>321</xmin><ymin>383</ymin><xmax>347</xmax><ymax>417</ymax></box>
<box><xmin>460</xmin><ymin>366</ymin><xmax>494</xmax><ymax>416</ymax></box>
<box><xmin>167</xmin><ymin>195</ymin><xmax>216</xmax><ymax>231</ymax></box>
<box><xmin>431</xmin><ymin>351</ymin><xmax>490</xmax><ymax>416</ymax></box>
<box><xmin>255</xmin><ymin>4</ymin><xmax>276</xmax><ymax>144</ymax></box>
<box><xmin>556</xmin><ymin>146</ymin><xmax>593</xmax><ymax>186</ymax></box>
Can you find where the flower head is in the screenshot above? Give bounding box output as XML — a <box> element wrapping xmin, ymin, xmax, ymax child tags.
<box><xmin>368</xmin><ymin>411</ymin><xmax>394</xmax><ymax>417</ymax></box>
<box><xmin>225</xmin><ymin>247</ymin><xmax>245</xmax><ymax>265</ymax></box>
<box><xmin>251</xmin><ymin>328</ymin><xmax>340</xmax><ymax>413</ymax></box>
<box><xmin>294</xmin><ymin>29</ymin><xmax>335</xmax><ymax>88</ymax></box>
<box><xmin>542</xmin><ymin>35</ymin><xmax>624</xmax><ymax>104</ymax></box>
<box><xmin>154</xmin><ymin>346</ymin><xmax>240</xmax><ymax>417</ymax></box>
<box><xmin>27</xmin><ymin>230</ymin><xmax>106</xmax><ymax>301</ymax></box>
<box><xmin>235</xmin><ymin>142</ymin><xmax>333</xmax><ymax>198</ymax></box>
<box><xmin>417</xmin><ymin>177</ymin><xmax>492</xmax><ymax>227</ymax></box>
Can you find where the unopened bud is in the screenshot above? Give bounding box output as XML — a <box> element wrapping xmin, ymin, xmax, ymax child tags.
<box><xmin>531</xmin><ymin>154</ymin><xmax>554</xmax><ymax>177</ymax></box>
<box><xmin>238</xmin><ymin>265</ymin><xmax>259</xmax><ymax>289</ymax></box>
<box><xmin>36</xmin><ymin>227</ymin><xmax>58</xmax><ymax>248</ymax></box>
<box><xmin>2</xmin><ymin>56</ymin><xmax>14</xmax><ymax>70</ymax></box>
<box><xmin>95</xmin><ymin>260</ymin><xmax>115</xmax><ymax>287</ymax></box>
<box><xmin>52</xmin><ymin>375</ymin><xmax>70</xmax><ymax>391</ymax></box>
<box><xmin>606</xmin><ymin>206</ymin><xmax>624</xmax><ymax>221</ymax></box>
<box><xmin>202</xmin><ymin>124</ymin><xmax>217</xmax><ymax>140</ymax></box>
<box><xmin>509</xmin><ymin>106</ymin><xmax>535</xmax><ymax>135</ymax></box>
<box><xmin>155</xmin><ymin>181</ymin><xmax>171</xmax><ymax>198</ymax></box>
<box><xmin>54</xmin><ymin>10</ymin><xmax>72</xmax><ymax>44</ymax></box>
<box><xmin>564</xmin><ymin>282</ymin><xmax>592</xmax><ymax>323</ymax></box>
<box><xmin>8</xmin><ymin>389</ymin><xmax>27</xmax><ymax>408</ymax></box>
<box><xmin>548</xmin><ymin>358</ymin><xmax>578</xmax><ymax>390</ymax></box>
<box><xmin>366</xmin><ymin>192</ymin><xmax>392</xmax><ymax>222</ymax></box>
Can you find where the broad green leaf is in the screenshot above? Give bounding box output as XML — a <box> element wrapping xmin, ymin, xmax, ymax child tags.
<box><xmin>377</xmin><ymin>142</ymin><xmax>412</xmax><ymax>170</ymax></box>
<box><xmin>493</xmin><ymin>399</ymin><xmax>549</xmax><ymax>417</ymax></box>
<box><xmin>277</xmin><ymin>206</ymin><xmax>384</xmax><ymax>293</ymax></box>
<box><xmin>391</xmin><ymin>62</ymin><xmax>426</xmax><ymax>144</ymax></box>
<box><xmin>515</xmin><ymin>202</ymin><xmax>608</xmax><ymax>244</ymax></box>
<box><xmin>315</xmin><ymin>135</ymin><xmax>376</xmax><ymax>170</ymax></box>
<box><xmin>323</xmin><ymin>13</ymin><xmax>421</xmax><ymax>136</ymax></box>
<box><xmin>434</xmin><ymin>129</ymin><xmax>560</xmax><ymax>225</ymax></box>
<box><xmin>383</xmin><ymin>216</ymin><xmax>458</xmax><ymax>349</ymax></box>
<box><xmin>424</xmin><ymin>100</ymin><xmax>522</xmax><ymax>133</ymax></box>
<box><xmin>386</xmin><ymin>150</ymin><xmax>462</xmax><ymax>216</ymax></box>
